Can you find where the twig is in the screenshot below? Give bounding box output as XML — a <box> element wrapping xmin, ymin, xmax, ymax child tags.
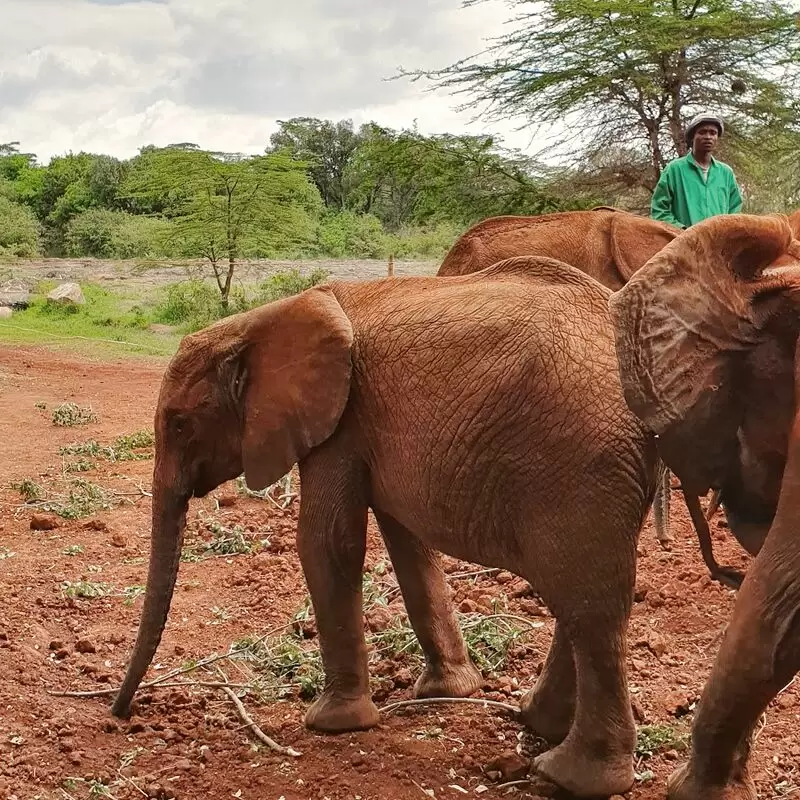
<box><xmin>381</xmin><ymin>697</ymin><xmax>520</xmax><ymax>717</ymax></box>
<box><xmin>116</xmin><ymin>770</ymin><xmax>149</xmax><ymax>798</ymax></box>
<box><xmin>447</xmin><ymin>568</ymin><xmax>501</xmax><ymax>581</ymax></box>
<box><xmin>218</xmin><ymin>686</ymin><xmax>301</xmax><ymax>757</ymax></box>
<box><xmin>496</xmin><ymin>779</ymin><xmax>532</xmax><ymax>790</ymax></box>
<box><xmin>461</xmin><ymin>613</ymin><xmax>546</xmax><ymax>631</ymax></box>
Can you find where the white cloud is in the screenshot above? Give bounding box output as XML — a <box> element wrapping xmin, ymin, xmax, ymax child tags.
<box><xmin>0</xmin><ymin>0</ymin><xmax>541</xmax><ymax>163</ymax></box>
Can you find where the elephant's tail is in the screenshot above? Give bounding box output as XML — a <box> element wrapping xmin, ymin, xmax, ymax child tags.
<box><xmin>652</xmin><ymin>461</ymin><xmax>672</xmax><ymax>548</ymax></box>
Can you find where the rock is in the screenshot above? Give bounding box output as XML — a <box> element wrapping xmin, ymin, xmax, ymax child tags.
<box><xmin>0</xmin><ymin>307</ymin><xmax>12</xmax><ymax>318</ymax></box>
<box><xmin>646</xmin><ymin>633</ymin><xmax>667</xmax><ymax>657</ymax></box>
<box><xmin>198</xmin><ymin>745</ymin><xmax>211</xmax><ymax>762</ymax></box>
<box><xmin>484</xmin><ymin>751</ymin><xmax>530</xmax><ymax>781</ymax></box>
<box><xmin>0</xmin><ymin>283</ymin><xmax>30</xmax><ymax>309</ymax></box>
<box><xmin>76</xmin><ymin>639</ymin><xmax>96</xmax><ymax>654</ymax></box>
<box><xmin>631</xmin><ymin>697</ymin><xmax>646</xmax><ymax>723</ymax></box>
<box><xmin>392</xmin><ymin>668</ymin><xmax>414</xmax><ymax>688</ymax></box>
<box><xmin>82</xmin><ymin>519</ymin><xmax>108</xmax><ymax>532</ymax></box>
<box><xmin>110</xmin><ymin>533</ymin><xmax>127</xmax><ymax>548</ymax></box>
<box><xmin>49</xmin><ymin>640</ymin><xmax>65</xmax><ymax>651</ymax></box>
<box><xmin>47</xmin><ymin>282</ymin><xmax>85</xmax><ymax>306</ymax></box>
<box><xmin>30</xmin><ymin>513</ymin><xmax>60</xmax><ymax>531</ymax></box>
<box><xmin>217</xmin><ymin>494</ymin><xmax>237</xmax><ymax>507</ymax></box>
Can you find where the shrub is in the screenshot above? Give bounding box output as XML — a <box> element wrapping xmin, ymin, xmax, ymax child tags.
<box><xmin>0</xmin><ymin>196</ymin><xmax>41</xmax><ymax>257</ymax></box>
<box><xmin>154</xmin><ymin>281</ymin><xmax>250</xmax><ymax>333</ymax></box>
<box><xmin>65</xmin><ymin>209</ymin><xmax>174</xmax><ymax>259</ymax></box>
<box><xmin>256</xmin><ymin>267</ymin><xmax>330</xmax><ymax>304</ymax></box>
<box><xmin>317</xmin><ymin>211</ymin><xmax>387</xmax><ymax>258</ymax></box>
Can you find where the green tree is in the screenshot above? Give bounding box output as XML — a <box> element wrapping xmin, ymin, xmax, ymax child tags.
<box><xmin>349</xmin><ymin>124</ymin><xmax>579</xmax><ymax>229</ymax></box>
<box><xmin>0</xmin><ymin>195</ymin><xmax>41</xmax><ymax>257</ymax></box>
<box><xmin>123</xmin><ymin>147</ymin><xmax>322</xmax><ymax>306</ymax></box>
<box><xmin>406</xmin><ymin>0</ymin><xmax>800</xmax><ymax>187</ymax></box>
<box><xmin>269</xmin><ymin>117</ymin><xmax>365</xmax><ymax>209</ymax></box>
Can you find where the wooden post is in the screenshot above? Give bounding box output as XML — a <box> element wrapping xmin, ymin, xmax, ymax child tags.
<box><xmin>387</xmin><ymin>253</ymin><xmax>395</xmax><ymax>277</ymax></box>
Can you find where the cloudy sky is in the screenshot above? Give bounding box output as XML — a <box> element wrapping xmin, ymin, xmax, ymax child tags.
<box><xmin>0</xmin><ymin>0</ymin><xmax>541</xmax><ymax>163</ymax></box>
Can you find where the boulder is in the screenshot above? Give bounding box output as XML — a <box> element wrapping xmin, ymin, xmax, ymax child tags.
<box><xmin>47</xmin><ymin>282</ymin><xmax>86</xmax><ymax>306</ymax></box>
<box><xmin>0</xmin><ymin>281</ymin><xmax>30</xmax><ymax>309</ymax></box>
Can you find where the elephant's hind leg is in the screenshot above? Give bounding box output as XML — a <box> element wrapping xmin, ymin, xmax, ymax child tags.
<box><xmin>375</xmin><ymin>511</ymin><xmax>482</xmax><ymax>699</ymax></box>
<box><xmin>519</xmin><ymin>622</ymin><xmax>575</xmax><ymax>743</ymax></box>
<box><xmin>533</xmin><ymin>615</ymin><xmax>636</xmax><ymax>797</ymax></box>
<box><xmin>298</xmin><ymin>453</ymin><xmax>379</xmax><ymax>734</ymax></box>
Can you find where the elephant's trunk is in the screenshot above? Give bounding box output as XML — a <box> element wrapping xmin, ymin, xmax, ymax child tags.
<box><xmin>112</xmin><ymin>483</ymin><xmax>187</xmax><ymax>717</ymax></box>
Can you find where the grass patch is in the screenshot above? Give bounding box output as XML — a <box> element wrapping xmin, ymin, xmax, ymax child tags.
<box><xmin>59</xmin><ymin>429</ymin><xmax>155</xmax><ymax>470</ymax></box>
<box><xmin>635</xmin><ymin>723</ymin><xmax>690</xmax><ymax>759</ymax></box>
<box><xmin>181</xmin><ymin>519</ymin><xmax>267</xmax><ymax>562</ymax></box>
<box><xmin>52</xmin><ymin>402</ymin><xmax>97</xmax><ymax>427</ymax></box>
<box><xmin>0</xmin><ymin>281</ymin><xmax>181</xmax><ymax>358</ymax></box>
<box><xmin>10</xmin><ymin>476</ymin><xmax>120</xmax><ymax>519</ymax></box>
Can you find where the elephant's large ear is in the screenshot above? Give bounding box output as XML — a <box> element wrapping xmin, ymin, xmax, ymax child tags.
<box><xmin>238</xmin><ymin>285</ymin><xmax>354</xmax><ymax>491</ymax></box>
<box><xmin>610</xmin><ymin>214</ymin><xmax>679</xmax><ymax>282</ymax></box>
<box><xmin>609</xmin><ymin>214</ymin><xmax>800</xmax><ymax>495</ymax></box>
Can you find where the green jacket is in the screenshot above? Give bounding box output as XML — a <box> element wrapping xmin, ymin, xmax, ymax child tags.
<box><xmin>651</xmin><ymin>153</ymin><xmax>742</xmax><ymax>229</ymax></box>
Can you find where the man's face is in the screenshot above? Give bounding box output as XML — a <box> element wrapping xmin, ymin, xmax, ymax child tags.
<box><xmin>692</xmin><ymin>123</ymin><xmax>720</xmax><ymax>155</ymax></box>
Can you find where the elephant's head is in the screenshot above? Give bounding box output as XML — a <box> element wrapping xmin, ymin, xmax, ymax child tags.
<box><xmin>111</xmin><ymin>285</ymin><xmax>353</xmax><ymax>717</ymax></box>
<box><xmin>609</xmin><ymin>213</ymin><xmax>800</xmax><ymax>557</ymax></box>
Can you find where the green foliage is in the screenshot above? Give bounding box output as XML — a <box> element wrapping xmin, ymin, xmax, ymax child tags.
<box><xmin>65</xmin><ymin>208</ymin><xmax>174</xmax><ymax>259</ymax></box>
<box><xmin>407</xmin><ymin>0</ymin><xmax>800</xmax><ymax>186</ymax></box>
<box><xmin>124</xmin><ymin>147</ymin><xmax>322</xmax><ymax>304</ymax></box>
<box><xmin>317</xmin><ymin>210</ymin><xmax>386</xmax><ymax>257</ymax></box>
<box><xmin>270</xmin><ymin>117</ymin><xmax>365</xmax><ymax>209</ymax></box>
<box><xmin>51</xmin><ymin>403</ymin><xmax>97</xmax><ymax>427</ymax></box>
<box><xmin>153</xmin><ymin>280</ymin><xmax>246</xmax><ymax>332</ymax></box>
<box><xmin>256</xmin><ymin>267</ymin><xmax>330</xmax><ymax>304</ymax></box>
<box><xmin>636</xmin><ymin>723</ymin><xmax>690</xmax><ymax>759</ymax></box>
<box><xmin>0</xmin><ymin>195</ymin><xmax>41</xmax><ymax>256</ymax></box>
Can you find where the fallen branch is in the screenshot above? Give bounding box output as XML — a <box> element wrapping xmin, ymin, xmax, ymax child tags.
<box><xmin>219</xmin><ymin>686</ymin><xmax>301</xmax><ymax>757</ymax></box>
<box><xmin>381</xmin><ymin>696</ymin><xmax>520</xmax><ymax>717</ymax></box>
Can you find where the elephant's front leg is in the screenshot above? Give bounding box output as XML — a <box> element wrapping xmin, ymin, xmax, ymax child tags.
<box><xmin>298</xmin><ymin>455</ymin><xmax>379</xmax><ymax>734</ymax></box>
<box><xmin>666</xmin><ymin>565</ymin><xmax>800</xmax><ymax>799</ymax></box>
<box><xmin>374</xmin><ymin>512</ymin><xmax>482</xmax><ymax>699</ymax></box>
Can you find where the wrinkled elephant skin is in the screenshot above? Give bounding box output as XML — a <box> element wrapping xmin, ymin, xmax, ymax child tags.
<box><xmin>609</xmin><ymin>212</ymin><xmax>800</xmax><ymax>799</ymax></box>
<box><xmin>113</xmin><ymin>256</ymin><xmax>662</xmax><ymax>799</ymax></box>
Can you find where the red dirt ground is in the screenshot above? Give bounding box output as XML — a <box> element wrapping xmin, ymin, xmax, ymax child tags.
<box><xmin>0</xmin><ymin>344</ymin><xmax>797</xmax><ymax>800</ymax></box>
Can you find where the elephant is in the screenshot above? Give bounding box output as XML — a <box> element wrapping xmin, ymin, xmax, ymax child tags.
<box><xmin>111</xmin><ymin>257</ymin><xmax>662</xmax><ymax>798</ymax></box>
<box><xmin>436</xmin><ymin>207</ymin><xmax>679</xmax><ymax>290</ymax></box>
<box><xmin>436</xmin><ymin>207</ymin><xmax>736</xmax><ymax>583</ymax></box>
<box><xmin>608</xmin><ymin>212</ymin><xmax>800</xmax><ymax>799</ymax></box>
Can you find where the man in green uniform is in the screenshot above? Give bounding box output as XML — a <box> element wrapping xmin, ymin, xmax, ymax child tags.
<box><xmin>651</xmin><ymin>112</ymin><xmax>743</xmax><ymax>229</ymax></box>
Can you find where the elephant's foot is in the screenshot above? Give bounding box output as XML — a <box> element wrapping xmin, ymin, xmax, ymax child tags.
<box><xmin>518</xmin><ymin>684</ymin><xmax>574</xmax><ymax>743</ymax></box>
<box><xmin>414</xmin><ymin>661</ymin><xmax>482</xmax><ymax>699</ymax></box>
<box><xmin>533</xmin><ymin>737</ymin><xmax>634</xmax><ymax>798</ymax></box>
<box><xmin>667</xmin><ymin>762</ymin><xmax>756</xmax><ymax>800</ymax></box>
<box><xmin>305</xmin><ymin>691</ymin><xmax>379</xmax><ymax>733</ymax></box>
<box><xmin>710</xmin><ymin>565</ymin><xmax>745</xmax><ymax>591</ymax></box>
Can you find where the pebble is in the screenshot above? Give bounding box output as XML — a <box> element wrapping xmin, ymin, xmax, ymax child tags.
<box><xmin>76</xmin><ymin>639</ymin><xmax>97</xmax><ymax>654</ymax></box>
<box><xmin>484</xmin><ymin>750</ymin><xmax>530</xmax><ymax>781</ymax></box>
<box><xmin>30</xmin><ymin>513</ymin><xmax>59</xmax><ymax>530</ymax></box>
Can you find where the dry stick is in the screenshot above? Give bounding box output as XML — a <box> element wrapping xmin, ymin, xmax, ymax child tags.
<box><xmin>381</xmin><ymin>697</ymin><xmax>520</xmax><ymax>718</ymax></box>
<box><xmin>218</xmin><ymin>686</ymin><xmax>301</xmax><ymax>757</ymax></box>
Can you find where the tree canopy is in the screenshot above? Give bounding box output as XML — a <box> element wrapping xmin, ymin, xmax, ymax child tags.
<box><xmin>404</xmin><ymin>0</ymin><xmax>800</xmax><ymax>189</ymax></box>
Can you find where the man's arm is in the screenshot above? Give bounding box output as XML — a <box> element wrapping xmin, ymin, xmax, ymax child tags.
<box><xmin>729</xmin><ymin>172</ymin><xmax>743</xmax><ymax>213</ymax></box>
<box><xmin>650</xmin><ymin>167</ymin><xmax>685</xmax><ymax>228</ymax></box>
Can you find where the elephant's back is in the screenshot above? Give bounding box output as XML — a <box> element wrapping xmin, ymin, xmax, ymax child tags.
<box><xmin>436</xmin><ymin>211</ymin><xmax>615</xmax><ymax>280</ymax></box>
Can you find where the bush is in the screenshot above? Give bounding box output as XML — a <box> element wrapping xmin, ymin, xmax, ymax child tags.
<box><xmin>65</xmin><ymin>209</ymin><xmax>174</xmax><ymax>259</ymax></box>
<box><xmin>384</xmin><ymin>223</ymin><xmax>460</xmax><ymax>260</ymax></box>
<box><xmin>0</xmin><ymin>196</ymin><xmax>41</xmax><ymax>257</ymax></box>
<box><xmin>256</xmin><ymin>267</ymin><xmax>330</xmax><ymax>304</ymax></box>
<box><xmin>317</xmin><ymin>211</ymin><xmax>387</xmax><ymax>258</ymax></box>
<box><xmin>154</xmin><ymin>281</ymin><xmax>251</xmax><ymax>333</ymax></box>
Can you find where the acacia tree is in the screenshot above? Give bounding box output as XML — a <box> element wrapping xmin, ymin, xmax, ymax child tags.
<box><xmin>404</xmin><ymin>0</ymin><xmax>800</xmax><ymax>188</ymax></box>
<box><xmin>124</xmin><ymin>147</ymin><xmax>321</xmax><ymax>307</ymax></box>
